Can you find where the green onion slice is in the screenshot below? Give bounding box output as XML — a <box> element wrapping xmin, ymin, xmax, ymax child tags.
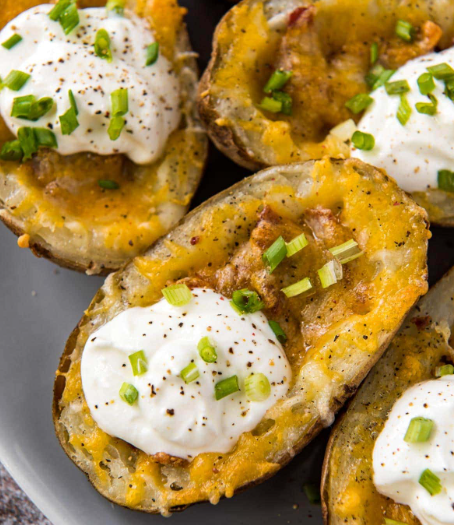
<box><xmin>329</xmin><ymin>239</ymin><xmax>363</xmax><ymax>264</ymax></box>
<box><xmin>17</xmin><ymin>127</ymin><xmax>38</xmax><ymax>160</ymax></box>
<box><xmin>262</xmin><ymin>236</ymin><xmax>287</xmax><ymax>273</ymax></box>
<box><xmin>385</xmin><ymin>80</ymin><xmax>410</xmax><ymax>95</ymax></box>
<box><xmin>108</xmin><ymin>116</ymin><xmax>125</xmax><ymax>141</ymax></box>
<box><xmin>119</xmin><ymin>382</ymin><xmax>138</xmax><ymax>405</ymax></box>
<box><xmin>303</xmin><ymin>483</ymin><xmax>321</xmax><ymax>505</ymax></box>
<box><xmin>418</xmin><ymin>468</ymin><xmax>442</xmax><ymax>496</ymax></box>
<box><xmin>370</xmin><ymin>42</ymin><xmax>378</xmax><ymax>65</ymax></box>
<box><xmin>59</xmin><ymin>2</ymin><xmax>80</xmax><ymax>35</ymax></box>
<box><xmin>345</xmin><ymin>93</ymin><xmax>373</xmax><ymax>114</ymax></box>
<box><xmin>34</xmin><ymin>128</ymin><xmax>58</xmax><ymax>149</ymax></box>
<box><xmin>3</xmin><ymin>70</ymin><xmax>30</xmax><ymax>91</ymax></box>
<box><xmin>395</xmin><ymin>19</ymin><xmax>414</xmax><ymax>42</ymax></box>
<box><xmin>111</xmin><ymin>88</ymin><xmax>128</xmax><ymax>117</ymax></box>
<box><xmin>215</xmin><ymin>375</ymin><xmax>239</xmax><ymax>400</ymax></box>
<box><xmin>416</xmin><ymin>94</ymin><xmax>438</xmax><ymax>116</ymax></box>
<box><xmin>60</xmin><ymin>106</ymin><xmax>79</xmax><ymax>135</ymax></box>
<box><xmin>106</xmin><ymin>0</ymin><xmax>126</xmax><ymax>15</ymax></box>
<box><xmin>286</xmin><ymin>233</ymin><xmax>308</xmax><ymax>257</ymax></box>
<box><xmin>146</xmin><ymin>42</ymin><xmax>159</xmax><ymax>66</ymax></box>
<box><xmin>230</xmin><ymin>289</ymin><xmax>264</xmax><ymax>314</ymax></box>
<box><xmin>68</xmin><ymin>89</ymin><xmax>78</xmax><ymax>115</ymax></box>
<box><xmin>397</xmin><ymin>94</ymin><xmax>412</xmax><ymax>126</ymax></box>
<box><xmin>351</xmin><ymin>130</ymin><xmax>375</xmax><ymax>151</ymax></box>
<box><xmin>244</xmin><ymin>373</ymin><xmax>271</xmax><ymax>402</ymax></box>
<box><xmin>281</xmin><ymin>277</ymin><xmax>312</xmax><ymax>298</ymax></box>
<box><xmin>438</xmin><ymin>170</ymin><xmax>454</xmax><ymax>192</ymax></box>
<box><xmin>2</xmin><ymin>34</ymin><xmax>23</xmax><ymax>50</ymax></box>
<box><xmin>318</xmin><ymin>260</ymin><xmax>343</xmax><ymax>289</ymax></box>
<box><xmin>404</xmin><ymin>417</ymin><xmax>434</xmax><ymax>443</ymax></box>
<box><xmin>436</xmin><ymin>364</ymin><xmax>454</xmax><ymax>376</ymax></box>
<box><xmin>180</xmin><ymin>362</ymin><xmax>199</xmax><ymax>384</ymax></box>
<box><xmin>129</xmin><ymin>350</ymin><xmax>148</xmax><ymax>376</ymax></box>
<box><xmin>271</xmin><ymin>91</ymin><xmax>292</xmax><ymax>115</ymax></box>
<box><xmin>49</xmin><ymin>0</ymin><xmax>74</xmax><ymax>21</ymax></box>
<box><xmin>427</xmin><ymin>62</ymin><xmax>454</xmax><ymax>80</ymax></box>
<box><xmin>162</xmin><ymin>283</ymin><xmax>193</xmax><ymax>306</ymax></box>
<box><xmin>198</xmin><ymin>336</ymin><xmax>217</xmax><ymax>363</ymax></box>
<box><xmin>269</xmin><ymin>320</ymin><xmax>287</xmax><ymax>344</ymax></box>
<box><xmin>258</xmin><ymin>96</ymin><xmax>282</xmax><ymax>113</ymax></box>
<box><xmin>263</xmin><ymin>69</ymin><xmax>293</xmax><ymax>94</ymax></box>
<box><xmin>98</xmin><ymin>179</ymin><xmax>119</xmax><ymax>190</ymax></box>
<box><xmin>417</xmin><ymin>72</ymin><xmax>435</xmax><ymax>95</ymax></box>
<box><xmin>94</xmin><ymin>29</ymin><xmax>112</xmax><ymax>62</ymax></box>
<box><xmin>11</xmin><ymin>95</ymin><xmax>54</xmax><ymax>121</ymax></box>
<box><xmin>372</xmin><ymin>68</ymin><xmax>396</xmax><ymax>91</ymax></box>
<box><xmin>0</xmin><ymin>140</ymin><xmax>23</xmax><ymax>161</ymax></box>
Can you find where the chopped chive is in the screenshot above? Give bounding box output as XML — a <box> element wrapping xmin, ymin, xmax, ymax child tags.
<box><xmin>271</xmin><ymin>91</ymin><xmax>292</xmax><ymax>115</ymax></box>
<box><xmin>268</xmin><ymin>320</ymin><xmax>287</xmax><ymax>344</ymax></box>
<box><xmin>98</xmin><ymin>179</ymin><xmax>119</xmax><ymax>190</ymax></box>
<box><xmin>404</xmin><ymin>417</ymin><xmax>434</xmax><ymax>443</ymax></box>
<box><xmin>303</xmin><ymin>483</ymin><xmax>321</xmax><ymax>505</ymax></box>
<box><xmin>129</xmin><ymin>350</ymin><xmax>148</xmax><ymax>376</ymax></box>
<box><xmin>68</xmin><ymin>89</ymin><xmax>78</xmax><ymax>115</ymax></box>
<box><xmin>244</xmin><ymin>373</ymin><xmax>271</xmax><ymax>402</ymax></box>
<box><xmin>370</xmin><ymin>42</ymin><xmax>378</xmax><ymax>65</ymax></box>
<box><xmin>2</xmin><ymin>34</ymin><xmax>23</xmax><ymax>50</ymax></box>
<box><xmin>59</xmin><ymin>2</ymin><xmax>79</xmax><ymax>35</ymax></box>
<box><xmin>94</xmin><ymin>29</ymin><xmax>112</xmax><ymax>62</ymax></box>
<box><xmin>366</xmin><ymin>63</ymin><xmax>385</xmax><ymax>87</ymax></box>
<box><xmin>345</xmin><ymin>93</ymin><xmax>373</xmax><ymax>114</ymax></box>
<box><xmin>180</xmin><ymin>362</ymin><xmax>199</xmax><ymax>384</ymax></box>
<box><xmin>419</xmin><ymin>468</ymin><xmax>442</xmax><ymax>496</ymax></box>
<box><xmin>258</xmin><ymin>96</ymin><xmax>282</xmax><ymax>113</ymax></box>
<box><xmin>48</xmin><ymin>0</ymin><xmax>74</xmax><ymax>21</ymax></box>
<box><xmin>416</xmin><ymin>94</ymin><xmax>438</xmax><ymax>116</ymax></box>
<box><xmin>263</xmin><ymin>69</ymin><xmax>293</xmax><ymax>94</ymax></box>
<box><xmin>395</xmin><ymin>20</ymin><xmax>414</xmax><ymax>42</ymax></box>
<box><xmin>281</xmin><ymin>277</ymin><xmax>312</xmax><ymax>298</ymax></box>
<box><xmin>351</xmin><ymin>130</ymin><xmax>375</xmax><ymax>150</ymax></box>
<box><xmin>230</xmin><ymin>289</ymin><xmax>264</xmax><ymax>314</ymax></box>
<box><xmin>372</xmin><ymin>68</ymin><xmax>396</xmax><ymax>91</ymax></box>
<box><xmin>436</xmin><ymin>364</ymin><xmax>454</xmax><ymax>376</ymax></box>
<box><xmin>111</xmin><ymin>88</ymin><xmax>128</xmax><ymax>116</ymax></box>
<box><xmin>215</xmin><ymin>375</ymin><xmax>239</xmax><ymax>400</ymax></box>
<box><xmin>318</xmin><ymin>260</ymin><xmax>343</xmax><ymax>289</ymax></box>
<box><xmin>385</xmin><ymin>80</ymin><xmax>410</xmax><ymax>95</ymax></box>
<box><xmin>198</xmin><ymin>336</ymin><xmax>217</xmax><ymax>363</ymax></box>
<box><xmin>146</xmin><ymin>42</ymin><xmax>159</xmax><ymax>66</ymax></box>
<box><xmin>106</xmin><ymin>0</ymin><xmax>126</xmax><ymax>15</ymax></box>
<box><xmin>108</xmin><ymin>116</ymin><xmax>125</xmax><ymax>140</ymax></box>
<box><xmin>262</xmin><ymin>236</ymin><xmax>287</xmax><ymax>273</ymax></box>
<box><xmin>119</xmin><ymin>382</ymin><xmax>138</xmax><ymax>405</ymax></box>
<box><xmin>427</xmin><ymin>62</ymin><xmax>454</xmax><ymax>80</ymax></box>
<box><xmin>11</xmin><ymin>95</ymin><xmax>53</xmax><ymax>121</ymax></box>
<box><xmin>60</xmin><ymin>107</ymin><xmax>79</xmax><ymax>135</ymax></box>
<box><xmin>417</xmin><ymin>72</ymin><xmax>435</xmax><ymax>95</ymax></box>
<box><xmin>397</xmin><ymin>94</ymin><xmax>412</xmax><ymax>126</ymax></box>
<box><xmin>17</xmin><ymin>127</ymin><xmax>38</xmax><ymax>160</ymax></box>
<box><xmin>3</xmin><ymin>70</ymin><xmax>30</xmax><ymax>91</ymax></box>
<box><xmin>0</xmin><ymin>140</ymin><xmax>23</xmax><ymax>161</ymax></box>
<box><xmin>286</xmin><ymin>233</ymin><xmax>308</xmax><ymax>257</ymax></box>
<box><xmin>438</xmin><ymin>170</ymin><xmax>454</xmax><ymax>192</ymax></box>
<box><xmin>329</xmin><ymin>239</ymin><xmax>363</xmax><ymax>264</ymax></box>
<box><xmin>34</xmin><ymin>128</ymin><xmax>58</xmax><ymax>149</ymax></box>
<box><xmin>162</xmin><ymin>283</ymin><xmax>192</xmax><ymax>306</ymax></box>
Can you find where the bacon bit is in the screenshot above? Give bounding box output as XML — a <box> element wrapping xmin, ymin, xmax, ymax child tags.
<box><xmin>212</xmin><ymin>467</ymin><xmax>219</xmax><ymax>474</ymax></box>
<box><xmin>411</xmin><ymin>315</ymin><xmax>431</xmax><ymax>330</ymax></box>
<box><xmin>17</xmin><ymin>234</ymin><xmax>30</xmax><ymax>249</ymax></box>
<box><xmin>288</xmin><ymin>6</ymin><xmax>313</xmax><ymax>27</ymax></box>
<box><xmin>393</xmin><ymin>202</ymin><xmax>400</xmax><ymax>206</ymax></box>
<box><xmin>190</xmin><ymin>236</ymin><xmax>199</xmax><ymax>245</ymax></box>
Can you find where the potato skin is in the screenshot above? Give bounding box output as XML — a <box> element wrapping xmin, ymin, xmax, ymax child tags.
<box><xmin>53</xmin><ymin>158</ymin><xmax>429</xmax><ymax>515</ymax></box>
<box><xmin>321</xmin><ymin>267</ymin><xmax>454</xmax><ymax>525</ymax></box>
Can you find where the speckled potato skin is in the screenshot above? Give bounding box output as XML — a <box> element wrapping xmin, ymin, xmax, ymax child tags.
<box><xmin>54</xmin><ymin>158</ymin><xmax>429</xmax><ymax>515</ymax></box>
<box><xmin>321</xmin><ymin>267</ymin><xmax>454</xmax><ymax>525</ymax></box>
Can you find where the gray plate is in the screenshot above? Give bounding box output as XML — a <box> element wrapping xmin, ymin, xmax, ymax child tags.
<box><xmin>0</xmin><ymin>1</ymin><xmax>453</xmax><ymax>524</ymax></box>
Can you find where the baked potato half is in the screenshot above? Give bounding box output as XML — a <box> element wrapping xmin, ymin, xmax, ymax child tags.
<box><xmin>198</xmin><ymin>0</ymin><xmax>454</xmax><ymax>225</ymax></box>
<box><xmin>53</xmin><ymin>157</ymin><xmax>429</xmax><ymax>515</ymax></box>
<box><xmin>0</xmin><ymin>0</ymin><xmax>207</xmax><ymax>274</ymax></box>
<box><xmin>321</xmin><ymin>266</ymin><xmax>454</xmax><ymax>524</ymax></box>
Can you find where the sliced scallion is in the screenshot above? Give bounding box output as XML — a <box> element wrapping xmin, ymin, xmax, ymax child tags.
<box><xmin>370</xmin><ymin>42</ymin><xmax>378</xmax><ymax>65</ymax></box>
<box><xmin>215</xmin><ymin>375</ymin><xmax>239</xmax><ymax>400</ymax></box>
<box><xmin>427</xmin><ymin>62</ymin><xmax>454</xmax><ymax>80</ymax></box>
<box><xmin>263</xmin><ymin>69</ymin><xmax>293</xmax><ymax>94</ymax></box>
<box><xmin>34</xmin><ymin>128</ymin><xmax>58</xmax><ymax>149</ymax></box>
<box><xmin>372</xmin><ymin>68</ymin><xmax>395</xmax><ymax>91</ymax></box>
<box><xmin>445</xmin><ymin>78</ymin><xmax>454</xmax><ymax>102</ymax></box>
<box><xmin>3</xmin><ymin>70</ymin><xmax>30</xmax><ymax>91</ymax></box>
<box><xmin>438</xmin><ymin>170</ymin><xmax>454</xmax><ymax>192</ymax></box>
<box><xmin>162</xmin><ymin>283</ymin><xmax>193</xmax><ymax>306</ymax></box>
<box><xmin>17</xmin><ymin>127</ymin><xmax>38</xmax><ymax>160</ymax></box>
<box><xmin>0</xmin><ymin>140</ymin><xmax>23</xmax><ymax>161</ymax></box>
<box><xmin>11</xmin><ymin>95</ymin><xmax>53</xmax><ymax>121</ymax></box>
<box><xmin>106</xmin><ymin>0</ymin><xmax>126</xmax><ymax>15</ymax></box>
<box><xmin>395</xmin><ymin>19</ymin><xmax>414</xmax><ymax>42</ymax></box>
<box><xmin>286</xmin><ymin>233</ymin><xmax>308</xmax><ymax>257</ymax></box>
<box><xmin>435</xmin><ymin>364</ymin><xmax>454</xmax><ymax>376</ymax></box>
<box><xmin>385</xmin><ymin>80</ymin><xmax>410</xmax><ymax>95</ymax></box>
<box><xmin>146</xmin><ymin>42</ymin><xmax>159</xmax><ymax>66</ymax></box>
<box><xmin>129</xmin><ymin>350</ymin><xmax>148</xmax><ymax>376</ymax></box>
<box><xmin>49</xmin><ymin>0</ymin><xmax>74</xmax><ymax>21</ymax></box>
<box><xmin>230</xmin><ymin>289</ymin><xmax>264</xmax><ymax>314</ymax></box>
<box><xmin>418</xmin><ymin>468</ymin><xmax>442</xmax><ymax>496</ymax></box>
<box><xmin>258</xmin><ymin>96</ymin><xmax>282</xmax><ymax>113</ymax></box>
<box><xmin>262</xmin><ymin>236</ymin><xmax>287</xmax><ymax>273</ymax></box>
<box><xmin>2</xmin><ymin>34</ymin><xmax>23</xmax><ymax>50</ymax></box>
<box><xmin>303</xmin><ymin>483</ymin><xmax>321</xmax><ymax>505</ymax></box>
<box><xmin>60</xmin><ymin>106</ymin><xmax>79</xmax><ymax>135</ymax></box>
<box><xmin>417</xmin><ymin>72</ymin><xmax>435</xmax><ymax>95</ymax></box>
<box><xmin>269</xmin><ymin>320</ymin><xmax>286</xmax><ymax>344</ymax></box>
<box><xmin>59</xmin><ymin>2</ymin><xmax>79</xmax><ymax>35</ymax></box>
<box><xmin>397</xmin><ymin>94</ymin><xmax>412</xmax><ymax>126</ymax></box>
<box><xmin>108</xmin><ymin>116</ymin><xmax>125</xmax><ymax>140</ymax></box>
<box><xmin>272</xmin><ymin>91</ymin><xmax>292</xmax><ymax>115</ymax></box>
<box><xmin>281</xmin><ymin>277</ymin><xmax>312</xmax><ymax>298</ymax></box>
<box><xmin>318</xmin><ymin>260</ymin><xmax>343</xmax><ymax>289</ymax></box>
<box><xmin>111</xmin><ymin>88</ymin><xmax>128</xmax><ymax>116</ymax></box>
<box><xmin>351</xmin><ymin>130</ymin><xmax>375</xmax><ymax>151</ymax></box>
<box><xmin>404</xmin><ymin>417</ymin><xmax>434</xmax><ymax>443</ymax></box>
<box><xmin>119</xmin><ymin>382</ymin><xmax>138</xmax><ymax>405</ymax></box>
<box><xmin>180</xmin><ymin>362</ymin><xmax>199</xmax><ymax>384</ymax></box>
<box><xmin>345</xmin><ymin>93</ymin><xmax>373</xmax><ymax>114</ymax></box>
<box><xmin>329</xmin><ymin>239</ymin><xmax>363</xmax><ymax>264</ymax></box>
<box><xmin>244</xmin><ymin>373</ymin><xmax>271</xmax><ymax>402</ymax></box>
<box><xmin>94</xmin><ymin>29</ymin><xmax>112</xmax><ymax>62</ymax></box>
<box><xmin>198</xmin><ymin>336</ymin><xmax>217</xmax><ymax>363</ymax></box>
<box><xmin>98</xmin><ymin>179</ymin><xmax>119</xmax><ymax>190</ymax></box>
<box><xmin>68</xmin><ymin>89</ymin><xmax>78</xmax><ymax>115</ymax></box>
<box><xmin>416</xmin><ymin>94</ymin><xmax>438</xmax><ymax>116</ymax></box>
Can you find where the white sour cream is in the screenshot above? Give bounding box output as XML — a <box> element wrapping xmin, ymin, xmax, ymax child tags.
<box><xmin>0</xmin><ymin>5</ymin><xmax>180</xmax><ymax>164</ymax></box>
<box><xmin>81</xmin><ymin>288</ymin><xmax>291</xmax><ymax>460</ymax></box>
<box><xmin>373</xmin><ymin>375</ymin><xmax>454</xmax><ymax>525</ymax></box>
<box><xmin>352</xmin><ymin>48</ymin><xmax>454</xmax><ymax>192</ymax></box>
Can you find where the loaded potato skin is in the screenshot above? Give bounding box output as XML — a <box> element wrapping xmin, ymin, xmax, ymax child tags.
<box><xmin>54</xmin><ymin>158</ymin><xmax>429</xmax><ymax>515</ymax></box>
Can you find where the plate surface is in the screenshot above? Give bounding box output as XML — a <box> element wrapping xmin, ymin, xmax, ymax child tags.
<box><xmin>0</xmin><ymin>1</ymin><xmax>453</xmax><ymax>524</ymax></box>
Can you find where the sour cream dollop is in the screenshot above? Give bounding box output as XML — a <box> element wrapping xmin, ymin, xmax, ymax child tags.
<box><xmin>373</xmin><ymin>375</ymin><xmax>454</xmax><ymax>525</ymax></box>
<box><xmin>352</xmin><ymin>48</ymin><xmax>454</xmax><ymax>192</ymax></box>
<box><xmin>81</xmin><ymin>288</ymin><xmax>291</xmax><ymax>460</ymax></box>
<box><xmin>0</xmin><ymin>5</ymin><xmax>180</xmax><ymax>164</ymax></box>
